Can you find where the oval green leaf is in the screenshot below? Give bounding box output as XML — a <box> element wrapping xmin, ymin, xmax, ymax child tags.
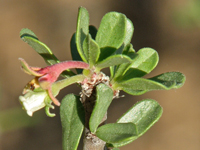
<box><xmin>131</xmin><ymin>48</ymin><xmax>159</xmax><ymax>72</ymax></box>
<box><xmin>60</xmin><ymin>94</ymin><xmax>85</xmax><ymax>150</ymax></box>
<box><xmin>95</xmin><ymin>12</ymin><xmax>126</xmax><ymax>49</ymax></box>
<box><xmin>82</xmin><ymin>34</ymin><xmax>100</xmax><ymax>66</ymax></box>
<box><xmin>116</xmin><ymin>78</ymin><xmax>167</xmax><ymax>93</ymax></box>
<box><xmin>117</xmin><ymin>99</ymin><xmax>163</xmax><ymax>135</ymax></box>
<box><xmin>89</xmin><ymin>84</ymin><xmax>113</xmax><ymax>133</ymax></box>
<box><xmin>96</xmin><ymin>123</ymin><xmax>137</xmax><ymax>144</ymax></box>
<box><xmin>107</xmin><ymin>99</ymin><xmax>163</xmax><ymax>148</ymax></box>
<box><xmin>115</xmin><ymin>72</ymin><xmax>185</xmax><ymax>95</ymax></box>
<box><xmin>122</xmin><ymin>47</ymin><xmax>159</xmax><ymax>79</ymax></box>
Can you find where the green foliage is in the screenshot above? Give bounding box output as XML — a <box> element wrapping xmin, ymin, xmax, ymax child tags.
<box><xmin>82</xmin><ymin>34</ymin><xmax>100</xmax><ymax>66</ymax></box>
<box><xmin>89</xmin><ymin>84</ymin><xmax>113</xmax><ymax>133</ymax></box>
<box><xmin>122</xmin><ymin>47</ymin><xmax>159</xmax><ymax>79</ymax></box>
<box><xmin>117</xmin><ymin>99</ymin><xmax>162</xmax><ymax>135</ymax></box>
<box><xmin>112</xmin><ymin>47</ymin><xmax>158</xmax><ymax>80</ymax></box>
<box><xmin>60</xmin><ymin>94</ymin><xmax>85</xmax><ymax>150</ymax></box>
<box><xmin>95</xmin><ymin>12</ymin><xmax>126</xmax><ymax>49</ymax></box>
<box><xmin>76</xmin><ymin>7</ymin><xmax>89</xmax><ymax>62</ymax></box>
<box><xmin>19</xmin><ymin>6</ymin><xmax>186</xmax><ymax>150</ymax></box>
<box><xmin>114</xmin><ymin>72</ymin><xmax>185</xmax><ymax>96</ymax></box>
<box><xmin>107</xmin><ymin>99</ymin><xmax>163</xmax><ymax>148</ymax></box>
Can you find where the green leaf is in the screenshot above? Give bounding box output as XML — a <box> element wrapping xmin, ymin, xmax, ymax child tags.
<box><xmin>114</xmin><ymin>72</ymin><xmax>185</xmax><ymax>95</ymax></box>
<box><xmin>130</xmin><ymin>47</ymin><xmax>159</xmax><ymax>73</ymax></box>
<box><xmin>115</xmin><ymin>78</ymin><xmax>171</xmax><ymax>95</ymax></box>
<box><xmin>82</xmin><ymin>34</ymin><xmax>100</xmax><ymax>66</ymax></box>
<box><xmin>95</xmin><ymin>12</ymin><xmax>126</xmax><ymax>62</ymax></box>
<box><xmin>76</xmin><ymin>7</ymin><xmax>89</xmax><ymax>62</ymax></box>
<box><xmin>118</xmin><ymin>99</ymin><xmax>163</xmax><ymax>135</ymax></box>
<box><xmin>113</xmin><ymin>18</ymin><xmax>134</xmax><ymax>55</ymax></box>
<box><xmin>82</xmin><ymin>35</ymin><xmax>89</xmax><ymax>62</ymax></box>
<box><xmin>95</xmin><ymin>55</ymin><xmax>132</xmax><ymax>70</ymax></box>
<box><xmin>20</xmin><ymin>28</ymin><xmax>38</xmax><ymax>39</ymax></box>
<box><xmin>60</xmin><ymin>94</ymin><xmax>85</xmax><ymax>150</ymax></box>
<box><xmin>89</xmin><ymin>84</ymin><xmax>113</xmax><ymax>133</ymax></box>
<box><xmin>20</xmin><ymin>28</ymin><xmax>59</xmax><ymax>65</ymax></box>
<box><xmin>88</xmin><ymin>38</ymin><xmax>100</xmax><ymax>66</ymax></box>
<box><xmin>122</xmin><ymin>47</ymin><xmax>159</xmax><ymax>79</ymax></box>
<box><xmin>96</xmin><ymin>123</ymin><xmax>137</xmax><ymax>144</ymax></box>
<box><xmin>107</xmin><ymin>99</ymin><xmax>162</xmax><ymax>148</ymax></box>
<box><xmin>20</xmin><ymin>28</ymin><xmax>75</xmax><ymax>77</ymax></box>
<box><xmin>149</xmin><ymin>72</ymin><xmax>186</xmax><ymax>88</ymax></box>
<box><xmin>96</xmin><ymin>14</ymin><xmax>132</xmax><ymax>64</ymax></box>
<box><xmin>96</xmin><ymin>12</ymin><xmax>126</xmax><ymax>49</ymax></box>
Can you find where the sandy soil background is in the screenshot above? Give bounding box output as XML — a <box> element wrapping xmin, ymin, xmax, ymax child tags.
<box><xmin>0</xmin><ymin>0</ymin><xmax>199</xmax><ymax>150</ymax></box>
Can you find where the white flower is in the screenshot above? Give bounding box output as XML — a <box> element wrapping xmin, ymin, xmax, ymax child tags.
<box><xmin>19</xmin><ymin>90</ymin><xmax>48</xmax><ymax>116</ymax></box>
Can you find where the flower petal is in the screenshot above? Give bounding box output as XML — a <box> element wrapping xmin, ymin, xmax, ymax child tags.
<box><xmin>47</xmin><ymin>87</ymin><xmax>60</xmax><ymax>106</ymax></box>
<box><xmin>38</xmin><ymin>74</ymin><xmax>53</xmax><ymax>90</ymax></box>
<box><xmin>19</xmin><ymin>90</ymin><xmax>47</xmax><ymax>116</ymax></box>
<box><xmin>19</xmin><ymin>58</ymin><xmax>44</xmax><ymax>76</ymax></box>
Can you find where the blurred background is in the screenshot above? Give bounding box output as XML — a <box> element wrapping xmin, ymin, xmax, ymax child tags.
<box><xmin>0</xmin><ymin>0</ymin><xmax>199</xmax><ymax>149</ymax></box>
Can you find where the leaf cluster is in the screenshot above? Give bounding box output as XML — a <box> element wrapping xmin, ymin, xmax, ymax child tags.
<box><xmin>19</xmin><ymin>7</ymin><xmax>185</xmax><ymax>150</ymax></box>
